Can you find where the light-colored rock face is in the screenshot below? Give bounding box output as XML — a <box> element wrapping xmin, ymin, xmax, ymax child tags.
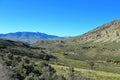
<box><xmin>75</xmin><ymin>20</ymin><xmax>120</xmax><ymax>43</ymax></box>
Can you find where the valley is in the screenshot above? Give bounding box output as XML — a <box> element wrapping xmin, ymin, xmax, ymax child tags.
<box><xmin>1</xmin><ymin>0</ymin><xmax>120</xmax><ymax>80</ymax></box>
<box><xmin>0</xmin><ymin>20</ymin><xmax>120</xmax><ymax>80</ymax></box>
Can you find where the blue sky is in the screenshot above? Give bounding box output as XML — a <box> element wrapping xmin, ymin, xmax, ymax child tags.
<box><xmin>0</xmin><ymin>0</ymin><xmax>120</xmax><ymax>36</ymax></box>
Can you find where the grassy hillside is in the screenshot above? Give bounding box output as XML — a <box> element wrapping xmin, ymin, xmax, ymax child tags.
<box><xmin>32</xmin><ymin>40</ymin><xmax>120</xmax><ymax>61</ymax></box>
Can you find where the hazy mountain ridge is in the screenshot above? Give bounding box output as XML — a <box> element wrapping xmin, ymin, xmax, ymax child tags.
<box><xmin>0</xmin><ymin>32</ymin><xmax>63</xmax><ymax>43</ymax></box>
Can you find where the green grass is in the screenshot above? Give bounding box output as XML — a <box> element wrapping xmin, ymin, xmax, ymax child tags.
<box><xmin>50</xmin><ymin>52</ymin><xmax>120</xmax><ymax>74</ymax></box>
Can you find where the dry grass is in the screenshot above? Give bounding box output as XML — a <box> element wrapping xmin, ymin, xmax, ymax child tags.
<box><xmin>51</xmin><ymin>64</ymin><xmax>120</xmax><ymax>80</ymax></box>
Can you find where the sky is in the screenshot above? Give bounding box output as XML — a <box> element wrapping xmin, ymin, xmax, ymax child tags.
<box><xmin>0</xmin><ymin>0</ymin><xmax>120</xmax><ymax>36</ymax></box>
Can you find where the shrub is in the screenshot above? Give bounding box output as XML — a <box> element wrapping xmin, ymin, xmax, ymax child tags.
<box><xmin>86</xmin><ymin>61</ymin><xmax>95</xmax><ymax>70</ymax></box>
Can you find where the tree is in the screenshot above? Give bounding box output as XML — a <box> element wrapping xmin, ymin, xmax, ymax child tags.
<box><xmin>23</xmin><ymin>56</ymin><xmax>30</xmax><ymax>64</ymax></box>
<box><xmin>40</xmin><ymin>65</ymin><xmax>56</xmax><ymax>80</ymax></box>
<box><xmin>6</xmin><ymin>53</ymin><xmax>13</xmax><ymax>60</ymax></box>
<box><xmin>43</xmin><ymin>54</ymin><xmax>50</xmax><ymax>61</ymax></box>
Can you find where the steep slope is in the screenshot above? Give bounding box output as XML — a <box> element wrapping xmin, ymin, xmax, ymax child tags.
<box><xmin>72</xmin><ymin>20</ymin><xmax>120</xmax><ymax>43</ymax></box>
<box><xmin>0</xmin><ymin>32</ymin><xmax>63</xmax><ymax>43</ymax></box>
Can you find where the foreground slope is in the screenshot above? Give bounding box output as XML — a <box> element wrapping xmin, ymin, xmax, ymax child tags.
<box><xmin>0</xmin><ymin>39</ymin><xmax>60</xmax><ymax>80</ymax></box>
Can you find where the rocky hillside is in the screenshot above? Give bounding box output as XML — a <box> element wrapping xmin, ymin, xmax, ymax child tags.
<box><xmin>72</xmin><ymin>20</ymin><xmax>120</xmax><ymax>43</ymax></box>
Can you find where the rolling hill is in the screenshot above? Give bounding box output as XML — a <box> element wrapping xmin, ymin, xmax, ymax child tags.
<box><xmin>0</xmin><ymin>32</ymin><xmax>63</xmax><ymax>44</ymax></box>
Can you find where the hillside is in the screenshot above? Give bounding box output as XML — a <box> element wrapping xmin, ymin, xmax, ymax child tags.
<box><xmin>0</xmin><ymin>32</ymin><xmax>63</xmax><ymax>44</ymax></box>
<box><xmin>71</xmin><ymin>20</ymin><xmax>120</xmax><ymax>43</ymax></box>
<box><xmin>0</xmin><ymin>39</ymin><xmax>61</xmax><ymax>80</ymax></box>
<box><xmin>0</xmin><ymin>38</ymin><xmax>56</xmax><ymax>61</ymax></box>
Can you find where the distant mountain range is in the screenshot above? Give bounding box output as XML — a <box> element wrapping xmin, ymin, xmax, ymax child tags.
<box><xmin>0</xmin><ymin>32</ymin><xmax>63</xmax><ymax>44</ymax></box>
